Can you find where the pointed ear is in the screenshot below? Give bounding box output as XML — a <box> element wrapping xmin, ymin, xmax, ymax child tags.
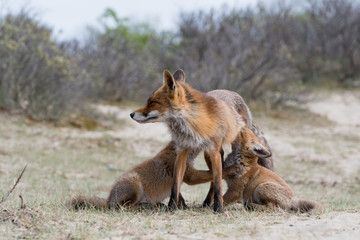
<box><xmin>163</xmin><ymin>70</ymin><xmax>176</xmax><ymax>92</ymax></box>
<box><xmin>250</xmin><ymin>143</ymin><xmax>272</xmax><ymax>158</ymax></box>
<box><xmin>173</xmin><ymin>69</ymin><xmax>186</xmax><ymax>82</ymax></box>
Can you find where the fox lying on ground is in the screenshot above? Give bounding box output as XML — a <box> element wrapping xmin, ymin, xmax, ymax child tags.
<box><xmin>130</xmin><ymin>69</ymin><xmax>247</xmax><ymax>212</ymax></box>
<box><xmin>67</xmin><ymin>141</ymin><xmax>237</xmax><ymax>210</ymax></box>
<box><xmin>223</xmin><ymin>128</ymin><xmax>323</xmax><ymax>213</ymax></box>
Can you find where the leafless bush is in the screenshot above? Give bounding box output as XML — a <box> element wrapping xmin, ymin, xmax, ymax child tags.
<box><xmin>293</xmin><ymin>0</ymin><xmax>360</xmax><ymax>84</ymax></box>
<box><xmin>1</xmin><ymin>1</ymin><xmax>360</xmax><ymax>117</ymax></box>
<box><xmin>169</xmin><ymin>0</ymin><xmax>360</xmax><ymax>104</ymax></box>
<box><xmin>0</xmin><ymin>12</ymin><xmax>87</xmax><ymax>120</ymax></box>
<box><xmin>72</xmin><ymin>9</ymin><xmax>168</xmax><ymax>102</ymax></box>
<box><xmin>170</xmin><ymin>5</ymin><xmax>296</xmax><ymax>102</ymax></box>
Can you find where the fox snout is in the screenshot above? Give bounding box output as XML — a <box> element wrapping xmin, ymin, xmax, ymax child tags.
<box><xmin>130</xmin><ymin>110</ymin><xmax>160</xmax><ymax>123</ymax></box>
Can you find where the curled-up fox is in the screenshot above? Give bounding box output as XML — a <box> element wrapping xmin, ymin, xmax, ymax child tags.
<box><xmin>223</xmin><ymin>128</ymin><xmax>324</xmax><ymax>214</ymax></box>
<box><xmin>67</xmin><ymin>141</ymin><xmax>236</xmax><ymax>210</ymax></box>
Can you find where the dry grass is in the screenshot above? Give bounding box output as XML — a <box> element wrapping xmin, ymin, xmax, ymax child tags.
<box><xmin>1</xmin><ymin>93</ymin><xmax>360</xmax><ymax>239</ymax></box>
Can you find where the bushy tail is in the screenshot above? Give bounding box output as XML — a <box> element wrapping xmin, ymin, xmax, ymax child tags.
<box><xmin>66</xmin><ymin>196</ymin><xmax>107</xmax><ymax>210</ymax></box>
<box><xmin>290</xmin><ymin>198</ymin><xmax>324</xmax><ymax>214</ymax></box>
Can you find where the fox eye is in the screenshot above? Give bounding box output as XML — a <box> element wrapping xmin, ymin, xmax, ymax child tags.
<box><xmin>148</xmin><ymin>100</ymin><xmax>157</xmax><ymax>106</ymax></box>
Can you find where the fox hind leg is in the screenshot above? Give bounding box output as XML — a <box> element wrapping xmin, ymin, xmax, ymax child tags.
<box><xmin>243</xmin><ymin>201</ymin><xmax>277</xmax><ymax>212</ymax></box>
<box><xmin>178</xmin><ymin>192</ymin><xmax>188</xmax><ymax>209</ymax></box>
<box><xmin>206</xmin><ymin>141</ymin><xmax>224</xmax><ymax>213</ymax></box>
<box><xmin>202</xmin><ymin>152</ymin><xmax>214</xmax><ymax>207</ymax></box>
<box><xmin>202</xmin><ymin>148</ymin><xmax>224</xmax><ymax>208</ymax></box>
<box><xmin>248</xmin><ymin>183</ymin><xmax>290</xmax><ymax>211</ymax></box>
<box><xmin>107</xmin><ymin>180</ymin><xmax>142</xmax><ymax>209</ymax></box>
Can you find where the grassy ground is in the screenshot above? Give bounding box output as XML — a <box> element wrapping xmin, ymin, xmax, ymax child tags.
<box><xmin>0</xmin><ymin>92</ymin><xmax>360</xmax><ymax>239</ymax></box>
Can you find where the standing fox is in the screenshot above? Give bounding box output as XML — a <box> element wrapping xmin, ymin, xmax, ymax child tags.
<box><xmin>130</xmin><ymin>69</ymin><xmax>246</xmax><ymax>212</ymax></box>
<box><xmin>67</xmin><ymin>141</ymin><xmax>238</xmax><ymax>210</ymax></box>
<box><xmin>223</xmin><ymin>128</ymin><xmax>323</xmax><ymax>213</ymax></box>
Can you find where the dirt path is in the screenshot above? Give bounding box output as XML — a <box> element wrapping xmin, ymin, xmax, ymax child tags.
<box><xmin>253</xmin><ymin>212</ymin><xmax>360</xmax><ymax>240</ymax></box>
<box><xmin>307</xmin><ymin>91</ymin><xmax>360</xmax><ymax>126</ymax></box>
<box><xmin>305</xmin><ymin>91</ymin><xmax>360</xmax><ymax>175</ymax></box>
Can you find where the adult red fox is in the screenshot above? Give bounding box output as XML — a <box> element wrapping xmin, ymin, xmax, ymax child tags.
<box><xmin>130</xmin><ymin>69</ymin><xmax>246</xmax><ymax>212</ymax></box>
<box><xmin>223</xmin><ymin>128</ymin><xmax>323</xmax><ymax>213</ymax></box>
<box><xmin>67</xmin><ymin>141</ymin><xmax>237</xmax><ymax>210</ymax></box>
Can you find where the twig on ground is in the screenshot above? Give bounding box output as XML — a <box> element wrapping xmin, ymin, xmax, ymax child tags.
<box><xmin>0</xmin><ymin>165</ymin><xmax>27</xmax><ymax>205</ymax></box>
<box><xmin>19</xmin><ymin>194</ymin><xmax>25</xmax><ymax>209</ymax></box>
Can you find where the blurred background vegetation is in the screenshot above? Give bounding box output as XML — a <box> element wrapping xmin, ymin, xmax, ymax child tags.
<box><xmin>0</xmin><ymin>0</ymin><xmax>359</xmax><ymax>121</ymax></box>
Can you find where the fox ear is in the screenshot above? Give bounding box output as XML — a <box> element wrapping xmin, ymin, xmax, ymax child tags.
<box><xmin>250</xmin><ymin>143</ymin><xmax>272</xmax><ymax>159</ymax></box>
<box><xmin>173</xmin><ymin>69</ymin><xmax>186</xmax><ymax>82</ymax></box>
<box><xmin>163</xmin><ymin>70</ymin><xmax>176</xmax><ymax>92</ymax></box>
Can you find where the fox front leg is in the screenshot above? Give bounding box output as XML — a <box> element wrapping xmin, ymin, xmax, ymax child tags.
<box><xmin>168</xmin><ymin>149</ymin><xmax>190</xmax><ymax>210</ymax></box>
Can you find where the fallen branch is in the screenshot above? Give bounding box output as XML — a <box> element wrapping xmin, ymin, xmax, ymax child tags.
<box><xmin>0</xmin><ymin>165</ymin><xmax>27</xmax><ymax>204</ymax></box>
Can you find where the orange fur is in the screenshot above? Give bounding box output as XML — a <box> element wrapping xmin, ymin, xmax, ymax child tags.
<box><xmin>131</xmin><ymin>69</ymin><xmax>245</xmax><ymax>212</ymax></box>
<box><xmin>223</xmin><ymin>128</ymin><xmax>323</xmax><ymax>214</ymax></box>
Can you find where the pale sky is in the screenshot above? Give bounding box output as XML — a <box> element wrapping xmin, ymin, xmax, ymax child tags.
<box><xmin>1</xmin><ymin>0</ymin><xmax>257</xmax><ymax>40</ymax></box>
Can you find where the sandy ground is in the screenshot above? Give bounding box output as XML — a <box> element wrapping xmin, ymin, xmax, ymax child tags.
<box><xmin>95</xmin><ymin>105</ymin><xmax>171</xmax><ymax>158</ymax></box>
<box><xmin>306</xmin><ymin>91</ymin><xmax>360</xmax><ymax>175</ymax></box>
<box><xmin>307</xmin><ymin>91</ymin><xmax>360</xmax><ymax>126</ymax></box>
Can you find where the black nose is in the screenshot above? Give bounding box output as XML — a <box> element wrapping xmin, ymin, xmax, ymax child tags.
<box><xmin>130</xmin><ymin>112</ymin><xmax>135</xmax><ymax>118</ymax></box>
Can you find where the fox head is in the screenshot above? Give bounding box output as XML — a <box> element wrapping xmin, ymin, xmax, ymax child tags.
<box><xmin>130</xmin><ymin>69</ymin><xmax>187</xmax><ymax>123</ymax></box>
<box><xmin>224</xmin><ymin>128</ymin><xmax>272</xmax><ymax>168</ymax></box>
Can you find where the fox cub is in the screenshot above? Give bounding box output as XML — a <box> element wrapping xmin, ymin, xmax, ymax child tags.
<box><xmin>67</xmin><ymin>142</ymin><xmax>235</xmax><ymax>210</ymax></box>
<box><xmin>223</xmin><ymin>128</ymin><xmax>323</xmax><ymax>213</ymax></box>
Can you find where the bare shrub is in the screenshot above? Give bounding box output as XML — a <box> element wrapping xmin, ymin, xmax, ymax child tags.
<box><xmin>0</xmin><ymin>12</ymin><xmax>87</xmax><ymax>120</ymax></box>
<box><xmin>169</xmin><ymin>0</ymin><xmax>360</xmax><ymax>104</ymax></box>
<box><xmin>169</xmin><ymin>5</ymin><xmax>293</xmax><ymax>102</ymax></box>
<box><xmin>2</xmin><ymin>1</ymin><xmax>360</xmax><ymax>116</ymax></box>
<box><xmin>74</xmin><ymin>8</ymin><xmax>166</xmax><ymax>102</ymax></box>
<box><xmin>294</xmin><ymin>0</ymin><xmax>360</xmax><ymax>84</ymax></box>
